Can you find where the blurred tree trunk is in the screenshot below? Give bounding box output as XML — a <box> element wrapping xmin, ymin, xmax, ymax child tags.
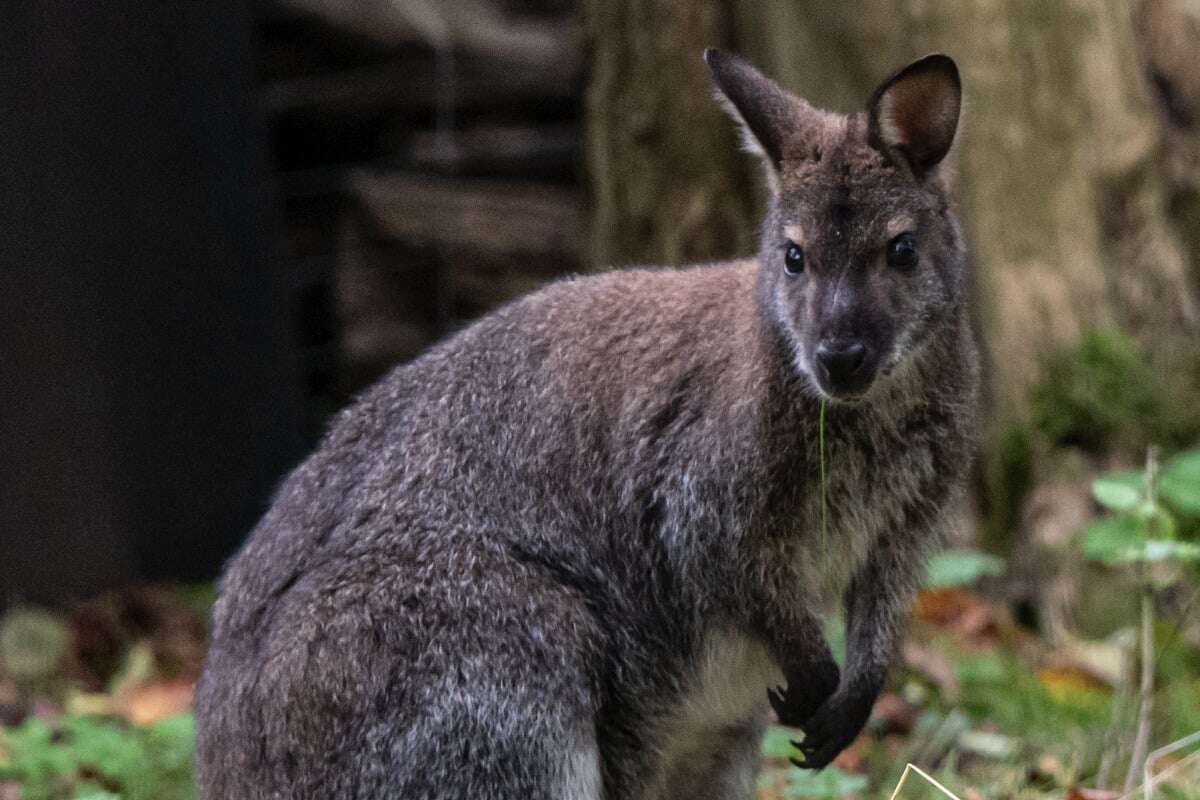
<box><xmin>925</xmin><ymin>0</ymin><xmax>1198</xmax><ymax>421</ymax></box>
<box><xmin>1137</xmin><ymin>0</ymin><xmax>1200</xmax><ymax>295</ymax></box>
<box><xmin>582</xmin><ymin>0</ymin><xmax>758</xmax><ymax>267</ymax></box>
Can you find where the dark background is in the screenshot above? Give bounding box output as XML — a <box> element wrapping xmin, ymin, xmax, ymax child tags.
<box><xmin>1</xmin><ymin>0</ymin><xmax>582</xmax><ymax>605</ymax></box>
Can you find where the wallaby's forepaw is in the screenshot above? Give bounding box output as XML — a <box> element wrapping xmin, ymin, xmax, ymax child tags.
<box><xmin>767</xmin><ymin>656</ymin><xmax>839</xmax><ymax>727</ymax></box>
<box><xmin>787</xmin><ymin>682</ymin><xmax>875</xmax><ymax>771</ymax></box>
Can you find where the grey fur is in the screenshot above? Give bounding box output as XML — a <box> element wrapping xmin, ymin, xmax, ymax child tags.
<box><xmin>195</xmin><ymin>50</ymin><xmax>979</xmax><ymax>799</ymax></box>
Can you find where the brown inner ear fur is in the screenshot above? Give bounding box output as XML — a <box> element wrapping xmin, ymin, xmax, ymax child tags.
<box><xmin>867</xmin><ymin>55</ymin><xmax>961</xmax><ymax>179</ymax></box>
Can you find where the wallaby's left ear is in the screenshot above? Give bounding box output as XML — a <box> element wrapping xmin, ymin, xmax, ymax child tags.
<box><xmin>867</xmin><ymin>54</ymin><xmax>961</xmax><ymax>179</ymax></box>
<box><xmin>705</xmin><ymin>48</ymin><xmax>828</xmax><ymax>193</ymax></box>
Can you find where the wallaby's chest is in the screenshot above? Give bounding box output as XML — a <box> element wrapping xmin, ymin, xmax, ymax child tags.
<box><xmin>792</xmin><ymin>411</ymin><xmax>942</xmax><ymax>602</ymax></box>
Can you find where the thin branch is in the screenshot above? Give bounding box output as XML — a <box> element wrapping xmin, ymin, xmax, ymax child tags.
<box><xmin>1124</xmin><ymin>445</ymin><xmax>1160</xmax><ymax>796</ymax></box>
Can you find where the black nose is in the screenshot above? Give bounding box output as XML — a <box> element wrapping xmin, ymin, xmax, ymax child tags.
<box><xmin>816</xmin><ymin>341</ymin><xmax>867</xmax><ymax>384</ymax></box>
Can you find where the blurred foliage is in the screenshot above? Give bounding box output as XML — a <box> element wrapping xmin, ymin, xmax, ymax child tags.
<box><xmin>0</xmin><ymin>714</ymin><xmax>195</xmax><ymax>800</ymax></box>
<box><xmin>1030</xmin><ymin>328</ymin><xmax>1200</xmax><ymax>455</ymax></box>
<box><xmin>981</xmin><ymin>423</ymin><xmax>1036</xmax><ymax>549</ymax></box>
<box><xmin>923</xmin><ymin>549</ymin><xmax>1006</xmax><ymax>590</ymax></box>
<box><xmin>1031</xmin><ymin>328</ymin><xmax>1159</xmax><ymax>453</ymax></box>
<box><xmin>984</xmin><ymin>325</ymin><xmax>1200</xmax><ymax>552</ymax></box>
<box><xmin>0</xmin><ymin>610</ymin><xmax>69</xmax><ymax>684</ymax></box>
<box><xmin>1158</xmin><ymin>628</ymin><xmax>1200</xmax><ymax>742</ymax></box>
<box><xmin>955</xmin><ymin>650</ymin><xmax>1110</xmax><ymax>734</ymax></box>
<box><xmin>0</xmin><ymin>585</ymin><xmax>207</xmax><ymax>799</ymax></box>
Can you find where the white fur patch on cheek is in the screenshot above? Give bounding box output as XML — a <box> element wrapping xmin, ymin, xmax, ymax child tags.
<box><xmin>771</xmin><ymin>287</ymin><xmax>823</xmax><ymax>397</ymax></box>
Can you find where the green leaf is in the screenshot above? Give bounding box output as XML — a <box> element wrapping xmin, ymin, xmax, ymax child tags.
<box><xmin>1082</xmin><ymin>516</ymin><xmax>1144</xmax><ymax>564</ymax></box>
<box><xmin>958</xmin><ymin>729</ymin><xmax>1018</xmax><ymax>759</ymax></box>
<box><xmin>1161</xmin><ymin>449</ymin><xmax>1200</xmax><ymax>516</ymax></box>
<box><xmin>1140</xmin><ymin>540</ymin><xmax>1200</xmax><ymax>563</ymax></box>
<box><xmin>924</xmin><ymin>549</ymin><xmax>1005</xmax><ymax>588</ymax></box>
<box><xmin>1092</xmin><ymin>471</ymin><xmax>1143</xmax><ymax>511</ymax></box>
<box><xmin>761</xmin><ymin>726</ymin><xmax>797</xmax><ymax>758</ymax></box>
<box><xmin>74</xmin><ymin>785</ymin><xmax>122</xmax><ymax>800</ymax></box>
<box><xmin>779</xmin><ymin>765</ymin><xmax>869</xmax><ymax>797</ymax></box>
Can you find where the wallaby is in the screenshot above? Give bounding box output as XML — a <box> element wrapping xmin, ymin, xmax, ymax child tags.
<box><xmin>196</xmin><ymin>49</ymin><xmax>978</xmax><ymax>799</ymax></box>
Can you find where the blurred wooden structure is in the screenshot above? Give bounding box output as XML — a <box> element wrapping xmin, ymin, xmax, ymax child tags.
<box><xmin>257</xmin><ymin>0</ymin><xmax>584</xmax><ymax>410</ymax></box>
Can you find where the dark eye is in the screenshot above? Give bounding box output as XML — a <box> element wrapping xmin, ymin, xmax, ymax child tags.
<box><xmin>887</xmin><ymin>232</ymin><xmax>918</xmax><ymax>270</ymax></box>
<box><xmin>783</xmin><ymin>241</ymin><xmax>805</xmax><ymax>276</ymax></box>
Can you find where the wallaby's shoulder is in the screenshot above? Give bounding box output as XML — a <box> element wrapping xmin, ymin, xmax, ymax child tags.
<box><xmin>365</xmin><ymin>258</ymin><xmax>762</xmax><ymax>404</ymax></box>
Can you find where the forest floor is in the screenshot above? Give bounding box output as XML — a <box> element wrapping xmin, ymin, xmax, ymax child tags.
<box><xmin>1</xmin><ymin>574</ymin><xmax>1197</xmax><ymax>800</ymax></box>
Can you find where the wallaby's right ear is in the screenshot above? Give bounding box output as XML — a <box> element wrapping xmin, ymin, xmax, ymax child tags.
<box><xmin>704</xmin><ymin>49</ymin><xmax>824</xmax><ymax>192</ymax></box>
<box><xmin>867</xmin><ymin>54</ymin><xmax>961</xmax><ymax>180</ymax></box>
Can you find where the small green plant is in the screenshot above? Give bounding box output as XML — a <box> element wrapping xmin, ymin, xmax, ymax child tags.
<box><xmin>1080</xmin><ymin>446</ymin><xmax>1200</xmax><ymax>792</ymax></box>
<box><xmin>923</xmin><ymin>549</ymin><xmax>1005</xmax><ymax>589</ymax></box>
<box><xmin>1082</xmin><ymin>447</ymin><xmax>1200</xmax><ymax>568</ymax></box>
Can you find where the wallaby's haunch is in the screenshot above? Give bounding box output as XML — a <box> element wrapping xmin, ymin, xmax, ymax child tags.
<box><xmin>196</xmin><ymin>50</ymin><xmax>978</xmax><ymax>799</ymax></box>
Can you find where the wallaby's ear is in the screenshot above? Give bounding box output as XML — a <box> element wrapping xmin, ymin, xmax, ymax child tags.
<box><xmin>867</xmin><ymin>54</ymin><xmax>961</xmax><ymax>179</ymax></box>
<box><xmin>704</xmin><ymin>48</ymin><xmax>824</xmax><ymax>192</ymax></box>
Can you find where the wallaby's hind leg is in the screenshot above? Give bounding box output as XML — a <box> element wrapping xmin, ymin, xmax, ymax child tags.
<box><xmin>653</xmin><ymin>716</ymin><xmax>768</xmax><ymax>800</ymax></box>
<box><xmin>198</xmin><ymin>544</ymin><xmax>607</xmax><ymax>800</ymax></box>
<box><xmin>356</xmin><ymin>696</ymin><xmax>602</xmax><ymax>800</ymax></box>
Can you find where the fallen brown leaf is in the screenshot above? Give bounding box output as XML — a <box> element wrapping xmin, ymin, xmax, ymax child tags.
<box><xmin>114</xmin><ymin>680</ymin><xmax>194</xmax><ymax>725</ymax></box>
<box><xmin>914</xmin><ymin>589</ymin><xmax>998</xmax><ymax>642</ymax></box>
<box><xmin>1037</xmin><ymin>665</ymin><xmax>1112</xmax><ymax>702</ymax></box>
<box><xmin>1065</xmin><ymin>788</ymin><xmax>1121</xmax><ymax>800</ymax></box>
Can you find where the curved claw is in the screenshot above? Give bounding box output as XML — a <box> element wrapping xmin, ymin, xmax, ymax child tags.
<box><xmin>786</xmin><ymin>688</ymin><xmax>869</xmax><ymax>770</ymax></box>
<box><xmin>769</xmin><ymin>660</ymin><xmax>841</xmax><ymax>727</ymax></box>
<box><xmin>796</xmin><ymin>739</ymin><xmax>837</xmax><ymax>770</ymax></box>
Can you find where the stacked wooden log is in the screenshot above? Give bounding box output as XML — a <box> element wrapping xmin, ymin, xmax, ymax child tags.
<box><xmin>255</xmin><ymin>0</ymin><xmax>582</xmax><ymax>426</ymax></box>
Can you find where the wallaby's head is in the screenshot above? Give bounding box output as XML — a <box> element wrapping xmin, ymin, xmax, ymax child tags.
<box><xmin>706</xmin><ymin>50</ymin><xmax>964</xmax><ymax>401</ymax></box>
